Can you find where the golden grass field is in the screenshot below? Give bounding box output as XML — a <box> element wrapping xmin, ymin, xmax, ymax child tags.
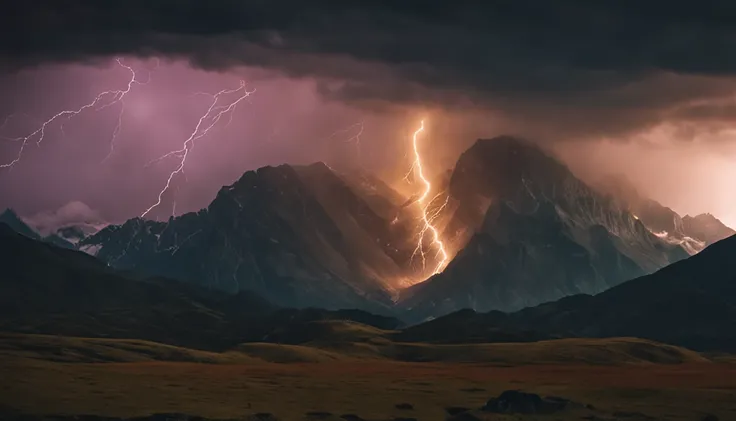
<box><xmin>2</xmin><ymin>332</ymin><xmax>736</xmax><ymax>421</ymax></box>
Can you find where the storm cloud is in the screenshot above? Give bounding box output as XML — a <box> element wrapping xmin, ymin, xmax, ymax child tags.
<box><xmin>1</xmin><ymin>1</ymin><xmax>735</xmax><ymax>227</ymax></box>
<box><xmin>4</xmin><ymin>1</ymin><xmax>736</xmax><ymax>130</ymax></box>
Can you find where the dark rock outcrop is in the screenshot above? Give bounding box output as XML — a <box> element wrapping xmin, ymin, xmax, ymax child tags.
<box><xmin>481</xmin><ymin>390</ymin><xmax>578</xmax><ymax>414</ymax></box>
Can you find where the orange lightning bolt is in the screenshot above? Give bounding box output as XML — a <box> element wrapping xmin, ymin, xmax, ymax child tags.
<box><xmin>408</xmin><ymin>119</ymin><xmax>449</xmax><ymax>276</ymax></box>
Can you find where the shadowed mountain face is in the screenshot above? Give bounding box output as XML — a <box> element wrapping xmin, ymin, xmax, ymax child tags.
<box><xmin>78</xmin><ymin>163</ymin><xmax>419</xmax><ymax>311</ymax></box>
<box><xmin>431</xmin><ymin>233</ymin><xmax>736</xmax><ymax>352</ymax></box>
<box><xmin>0</xmin><ymin>223</ymin><xmax>401</xmax><ymax>350</ymax></box>
<box><xmin>3</xmin><ymin>218</ymin><xmax>735</xmax><ymax>352</ymax></box>
<box><xmin>0</xmin><ymin>209</ymin><xmax>41</xmax><ymax>241</ymax></box>
<box><xmin>3</xmin><ymin>137</ymin><xmax>720</xmax><ymax>321</ymax></box>
<box><xmin>400</xmin><ymin>137</ymin><xmax>690</xmax><ymax>322</ymax></box>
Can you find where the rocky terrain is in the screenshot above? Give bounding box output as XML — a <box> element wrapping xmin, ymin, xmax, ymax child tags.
<box><xmin>595</xmin><ymin>174</ymin><xmax>734</xmax><ymax>252</ymax></box>
<box><xmin>3</xmin><ymin>137</ymin><xmax>733</xmax><ymax>324</ymax></box>
<box><xmin>399</xmin><ymin>137</ymin><xmax>693</xmax><ymax>321</ymax></box>
<box><xmin>77</xmin><ymin>163</ymin><xmax>420</xmax><ymax>311</ymax></box>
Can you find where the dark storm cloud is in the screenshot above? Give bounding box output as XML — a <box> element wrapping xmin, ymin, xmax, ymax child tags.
<box><xmin>4</xmin><ymin>1</ymin><xmax>736</xmax><ymax>100</ymax></box>
<box><xmin>2</xmin><ymin>1</ymin><xmax>736</xmax><ymax>228</ymax></box>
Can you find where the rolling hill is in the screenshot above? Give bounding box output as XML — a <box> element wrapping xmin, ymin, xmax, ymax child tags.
<box><xmin>0</xmin><ymin>223</ymin><xmax>400</xmax><ymax>350</ymax></box>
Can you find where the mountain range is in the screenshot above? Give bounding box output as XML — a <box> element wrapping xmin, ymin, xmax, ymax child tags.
<box><xmin>2</xmin><ymin>213</ymin><xmax>734</xmax><ymax>352</ymax></box>
<box><xmin>74</xmin><ymin>163</ymin><xmax>425</xmax><ymax>313</ymax></box>
<box><xmin>2</xmin><ymin>136</ymin><xmax>733</xmax><ymax>325</ymax></box>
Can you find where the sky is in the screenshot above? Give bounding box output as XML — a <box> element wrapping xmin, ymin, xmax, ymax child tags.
<box><xmin>0</xmin><ymin>1</ymin><xmax>735</xmax><ymax>228</ymax></box>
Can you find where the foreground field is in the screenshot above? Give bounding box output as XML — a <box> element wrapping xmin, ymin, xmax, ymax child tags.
<box><xmin>2</xmin><ymin>336</ymin><xmax>736</xmax><ymax>421</ymax></box>
<box><xmin>0</xmin><ymin>331</ymin><xmax>711</xmax><ymax>364</ymax></box>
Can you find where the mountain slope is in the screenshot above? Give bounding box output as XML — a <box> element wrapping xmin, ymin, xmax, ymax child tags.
<box><xmin>0</xmin><ymin>223</ymin><xmax>402</xmax><ymax>350</ymax></box>
<box><xmin>683</xmin><ymin>213</ymin><xmax>735</xmax><ymax>246</ymax></box>
<box><xmin>0</xmin><ymin>209</ymin><xmax>41</xmax><ymax>240</ymax></box>
<box><xmin>595</xmin><ymin>174</ymin><xmax>734</xmax><ymax>251</ymax></box>
<box><xmin>79</xmin><ymin>164</ymin><xmax>419</xmax><ymax>311</ymax></box>
<box><xmin>421</xmin><ymin>233</ymin><xmax>736</xmax><ymax>351</ymax></box>
<box><xmin>0</xmin><ymin>222</ymin><xmax>270</xmax><ymax>350</ymax></box>
<box><xmin>400</xmin><ymin>137</ymin><xmax>690</xmax><ymax>321</ymax></box>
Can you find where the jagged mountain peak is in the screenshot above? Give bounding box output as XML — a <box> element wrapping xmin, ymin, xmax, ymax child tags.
<box><xmin>1</xmin><ymin>208</ymin><xmax>21</xmax><ymax>219</ymax></box>
<box><xmin>451</xmin><ymin>136</ymin><xmax>570</xmax><ymax>196</ymax></box>
<box><xmin>682</xmin><ymin>212</ymin><xmax>735</xmax><ymax>246</ymax></box>
<box><xmin>77</xmin><ymin>162</ymin><xmax>421</xmax><ymax>311</ymax></box>
<box><xmin>402</xmin><ymin>137</ymin><xmax>692</xmax><ymax>322</ymax></box>
<box><xmin>685</xmin><ymin>212</ymin><xmax>723</xmax><ymax>224</ymax></box>
<box><xmin>594</xmin><ymin>174</ymin><xmax>733</xmax><ymax>249</ymax></box>
<box><xmin>442</xmin><ymin>136</ymin><xmax>663</xmax><ymax>250</ymax></box>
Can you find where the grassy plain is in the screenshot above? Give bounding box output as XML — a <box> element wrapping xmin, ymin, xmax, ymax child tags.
<box><xmin>1</xmin><ymin>333</ymin><xmax>735</xmax><ymax>421</ymax></box>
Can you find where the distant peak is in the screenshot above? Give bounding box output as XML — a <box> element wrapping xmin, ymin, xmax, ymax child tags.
<box><xmin>295</xmin><ymin>161</ymin><xmax>341</xmax><ymax>176</ymax></box>
<box><xmin>685</xmin><ymin>213</ymin><xmax>716</xmax><ymax>220</ymax></box>
<box><xmin>453</xmin><ymin>135</ymin><xmax>569</xmax><ymax>188</ymax></box>
<box><xmin>0</xmin><ymin>208</ymin><xmax>20</xmax><ymax>218</ymax></box>
<box><xmin>472</xmin><ymin>135</ymin><xmax>541</xmax><ymax>150</ymax></box>
<box><xmin>683</xmin><ymin>213</ymin><xmax>727</xmax><ymax>227</ymax></box>
<box><xmin>466</xmin><ymin>136</ymin><xmax>558</xmax><ymax>161</ymax></box>
<box><xmin>307</xmin><ymin>161</ymin><xmax>335</xmax><ymax>171</ymax></box>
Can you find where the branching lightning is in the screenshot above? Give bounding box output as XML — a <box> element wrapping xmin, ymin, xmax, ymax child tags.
<box><xmin>0</xmin><ymin>58</ymin><xmax>153</xmax><ymax>169</ymax></box>
<box><xmin>140</xmin><ymin>80</ymin><xmax>255</xmax><ymax>218</ymax></box>
<box><xmin>407</xmin><ymin>119</ymin><xmax>449</xmax><ymax>275</ymax></box>
<box><xmin>327</xmin><ymin>120</ymin><xmax>365</xmax><ymax>165</ymax></box>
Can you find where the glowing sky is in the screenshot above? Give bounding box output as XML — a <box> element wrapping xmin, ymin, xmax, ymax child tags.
<box><xmin>1</xmin><ymin>2</ymin><xmax>736</xmax><ymax>228</ymax></box>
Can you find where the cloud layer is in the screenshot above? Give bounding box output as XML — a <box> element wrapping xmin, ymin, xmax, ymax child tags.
<box><xmin>4</xmin><ymin>1</ymin><xmax>736</xmax><ymax>139</ymax></box>
<box><xmin>1</xmin><ymin>1</ymin><xmax>735</xmax><ymax>227</ymax></box>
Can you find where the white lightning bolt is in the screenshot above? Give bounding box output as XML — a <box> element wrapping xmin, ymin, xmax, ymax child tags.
<box><xmin>0</xmin><ymin>58</ymin><xmax>153</xmax><ymax>169</ymax></box>
<box><xmin>406</xmin><ymin>119</ymin><xmax>449</xmax><ymax>276</ymax></box>
<box><xmin>140</xmin><ymin>80</ymin><xmax>255</xmax><ymax>218</ymax></box>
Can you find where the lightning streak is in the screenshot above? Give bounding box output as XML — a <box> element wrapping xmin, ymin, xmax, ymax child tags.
<box><xmin>0</xmin><ymin>58</ymin><xmax>150</xmax><ymax>169</ymax></box>
<box><xmin>407</xmin><ymin>119</ymin><xmax>449</xmax><ymax>275</ymax></box>
<box><xmin>327</xmin><ymin>120</ymin><xmax>365</xmax><ymax>165</ymax></box>
<box><xmin>140</xmin><ymin>80</ymin><xmax>255</xmax><ymax>218</ymax></box>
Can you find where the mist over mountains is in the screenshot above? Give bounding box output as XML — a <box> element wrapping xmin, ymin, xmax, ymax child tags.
<box><xmin>399</xmin><ymin>138</ymin><xmax>702</xmax><ymax>321</ymax></box>
<box><xmin>3</xmin><ymin>136</ymin><xmax>732</xmax><ymax>326</ymax></box>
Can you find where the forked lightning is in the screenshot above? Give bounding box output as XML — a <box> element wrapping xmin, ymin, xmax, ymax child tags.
<box><xmin>140</xmin><ymin>81</ymin><xmax>255</xmax><ymax>218</ymax></box>
<box><xmin>0</xmin><ymin>58</ymin><xmax>153</xmax><ymax>169</ymax></box>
